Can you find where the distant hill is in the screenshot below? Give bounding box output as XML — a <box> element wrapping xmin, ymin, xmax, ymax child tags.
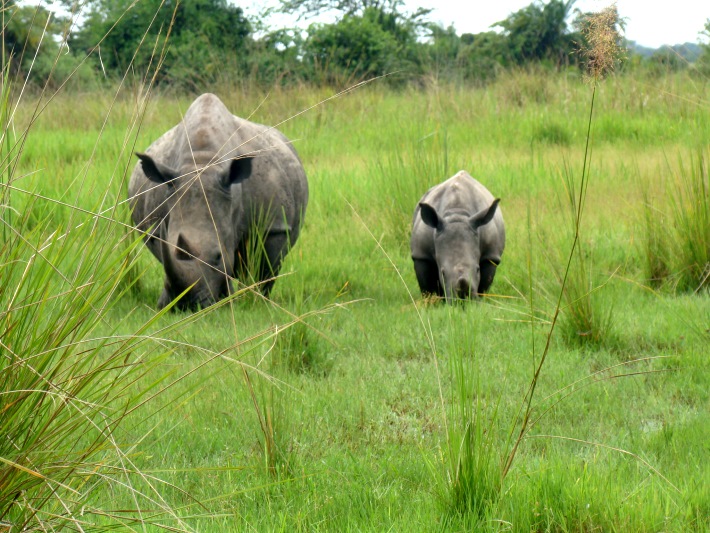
<box><xmin>627</xmin><ymin>41</ymin><xmax>703</xmax><ymax>62</ymax></box>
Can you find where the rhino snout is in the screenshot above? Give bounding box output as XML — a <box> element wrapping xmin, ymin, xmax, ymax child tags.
<box><xmin>454</xmin><ymin>276</ymin><xmax>473</xmax><ymax>299</ymax></box>
<box><xmin>441</xmin><ymin>264</ymin><xmax>481</xmax><ymax>301</ymax></box>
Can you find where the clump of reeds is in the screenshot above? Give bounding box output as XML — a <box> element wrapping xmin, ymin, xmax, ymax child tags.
<box><xmin>555</xmin><ymin>163</ymin><xmax>616</xmax><ymax>348</ymax></box>
<box><xmin>233</xmin><ymin>206</ymin><xmax>279</xmax><ymax>299</ymax></box>
<box><xmin>641</xmin><ymin>186</ymin><xmax>673</xmax><ymax>289</ymax></box>
<box><xmin>444</xmin><ymin>339</ymin><xmax>501</xmax><ymax>520</ymax></box>
<box><xmin>420</xmin><ymin>308</ymin><xmax>501</xmax><ymax>525</ymax></box>
<box><xmin>670</xmin><ymin>151</ymin><xmax>710</xmax><ymax>292</ymax></box>
<box><xmin>0</xmin><ymin>4</ymin><xmax>189</xmax><ymax>529</ymax></box>
<box><xmin>642</xmin><ymin>150</ymin><xmax>710</xmax><ymax>292</ymax></box>
<box><xmin>0</xmin><ymin>188</ymin><xmax>186</xmax><ymax>530</ymax></box>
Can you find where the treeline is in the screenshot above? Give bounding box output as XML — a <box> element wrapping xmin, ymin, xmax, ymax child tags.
<box><xmin>3</xmin><ymin>0</ymin><xmax>710</xmax><ymax>90</ymax></box>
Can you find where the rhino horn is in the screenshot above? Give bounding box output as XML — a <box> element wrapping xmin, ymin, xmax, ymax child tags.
<box><xmin>175</xmin><ymin>233</ymin><xmax>197</xmax><ymax>261</ymax></box>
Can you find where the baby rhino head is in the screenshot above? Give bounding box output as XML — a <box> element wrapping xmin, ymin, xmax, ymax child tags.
<box><xmin>419</xmin><ymin>198</ymin><xmax>500</xmax><ymax>302</ymax></box>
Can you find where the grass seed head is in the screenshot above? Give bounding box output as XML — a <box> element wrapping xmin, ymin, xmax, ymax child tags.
<box><xmin>581</xmin><ymin>4</ymin><xmax>626</xmax><ymax>82</ymax></box>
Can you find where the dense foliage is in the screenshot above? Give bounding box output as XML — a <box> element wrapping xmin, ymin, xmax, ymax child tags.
<box><xmin>495</xmin><ymin>0</ymin><xmax>578</xmax><ymax>66</ymax></box>
<box><xmin>303</xmin><ymin>6</ymin><xmax>423</xmax><ymax>84</ymax></box>
<box><xmin>68</xmin><ymin>0</ymin><xmax>251</xmax><ymax>88</ymax></box>
<box><xmin>701</xmin><ymin>18</ymin><xmax>710</xmax><ymax>73</ymax></box>
<box><xmin>0</xmin><ymin>0</ymin><xmax>73</xmax><ymax>82</ymax></box>
<box><xmin>1</xmin><ymin>1</ymin><xmax>708</xmax><ymax>89</ymax></box>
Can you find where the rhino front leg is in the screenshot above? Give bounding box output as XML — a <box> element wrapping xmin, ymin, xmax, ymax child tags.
<box><xmin>413</xmin><ymin>258</ymin><xmax>442</xmax><ymax>297</ymax></box>
<box><xmin>259</xmin><ymin>230</ymin><xmax>290</xmax><ymax>296</ymax></box>
<box><xmin>478</xmin><ymin>258</ymin><xmax>499</xmax><ymax>295</ymax></box>
<box><xmin>158</xmin><ymin>286</ymin><xmax>173</xmax><ymax>310</ymax></box>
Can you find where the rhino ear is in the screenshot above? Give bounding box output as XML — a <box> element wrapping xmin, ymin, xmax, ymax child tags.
<box><xmin>470</xmin><ymin>198</ymin><xmax>500</xmax><ymax>230</ymax></box>
<box><xmin>419</xmin><ymin>202</ymin><xmax>442</xmax><ymax>230</ymax></box>
<box><xmin>137</xmin><ymin>152</ymin><xmax>178</xmax><ymax>186</ymax></box>
<box><xmin>227</xmin><ymin>156</ymin><xmax>254</xmax><ymax>186</ymax></box>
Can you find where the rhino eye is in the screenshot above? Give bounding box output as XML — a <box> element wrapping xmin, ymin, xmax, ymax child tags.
<box><xmin>161</xmin><ymin>176</ymin><xmax>175</xmax><ymax>190</ymax></box>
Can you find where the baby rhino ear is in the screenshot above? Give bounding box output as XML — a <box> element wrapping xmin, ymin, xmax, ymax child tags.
<box><xmin>136</xmin><ymin>153</ymin><xmax>178</xmax><ymax>185</ymax></box>
<box><xmin>470</xmin><ymin>198</ymin><xmax>500</xmax><ymax>229</ymax></box>
<box><xmin>227</xmin><ymin>155</ymin><xmax>254</xmax><ymax>186</ymax></box>
<box><xmin>419</xmin><ymin>202</ymin><xmax>442</xmax><ymax>230</ymax></box>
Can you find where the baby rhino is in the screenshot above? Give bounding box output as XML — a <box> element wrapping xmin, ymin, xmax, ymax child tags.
<box><xmin>411</xmin><ymin>171</ymin><xmax>505</xmax><ymax>302</ymax></box>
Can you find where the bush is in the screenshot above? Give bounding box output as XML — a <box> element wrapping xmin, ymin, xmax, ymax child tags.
<box><xmin>303</xmin><ymin>7</ymin><xmax>421</xmax><ymax>86</ymax></box>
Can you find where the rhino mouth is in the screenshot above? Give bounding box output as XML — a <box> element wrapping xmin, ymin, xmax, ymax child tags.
<box><xmin>446</xmin><ymin>293</ymin><xmax>479</xmax><ymax>304</ymax></box>
<box><xmin>443</xmin><ymin>276</ymin><xmax>479</xmax><ymax>302</ymax></box>
<box><xmin>161</xmin><ymin>283</ymin><xmax>231</xmax><ymax>311</ymax></box>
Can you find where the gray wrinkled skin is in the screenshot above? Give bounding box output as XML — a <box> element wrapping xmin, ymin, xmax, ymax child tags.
<box><xmin>128</xmin><ymin>93</ymin><xmax>308</xmax><ymax>310</ymax></box>
<box><xmin>410</xmin><ymin>171</ymin><xmax>505</xmax><ymax>302</ymax></box>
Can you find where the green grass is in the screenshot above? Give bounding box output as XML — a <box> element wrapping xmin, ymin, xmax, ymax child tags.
<box><xmin>2</xmin><ymin>70</ymin><xmax>709</xmax><ymax>531</ymax></box>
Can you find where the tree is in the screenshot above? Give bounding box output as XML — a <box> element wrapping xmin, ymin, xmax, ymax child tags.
<box><xmin>494</xmin><ymin>0</ymin><xmax>579</xmax><ymax>67</ymax></box>
<box><xmin>456</xmin><ymin>32</ymin><xmax>507</xmax><ymax>83</ymax></box>
<box><xmin>2</xmin><ymin>1</ymin><xmax>66</xmax><ymax>77</ymax></box>
<box><xmin>281</xmin><ymin>0</ymin><xmax>431</xmax><ymax>84</ymax></box>
<box><xmin>69</xmin><ymin>0</ymin><xmax>251</xmax><ymax>87</ymax></box>
<box><xmin>303</xmin><ymin>6</ymin><xmax>420</xmax><ymax>83</ymax></box>
<box><xmin>699</xmin><ymin>18</ymin><xmax>710</xmax><ymax>75</ymax></box>
<box><xmin>425</xmin><ymin>24</ymin><xmax>461</xmax><ymax>73</ymax></box>
<box><xmin>246</xmin><ymin>28</ymin><xmax>307</xmax><ymax>85</ymax></box>
<box><xmin>280</xmin><ymin>0</ymin><xmax>429</xmax><ymax>22</ymax></box>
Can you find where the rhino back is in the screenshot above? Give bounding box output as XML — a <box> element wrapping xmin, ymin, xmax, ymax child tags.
<box><xmin>448</xmin><ymin>172</ymin><xmax>505</xmax><ymax>262</ymax></box>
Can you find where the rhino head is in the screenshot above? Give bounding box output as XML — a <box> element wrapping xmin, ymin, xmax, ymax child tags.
<box><xmin>136</xmin><ymin>152</ymin><xmax>253</xmax><ymax>310</ymax></box>
<box><xmin>419</xmin><ymin>198</ymin><xmax>500</xmax><ymax>302</ymax></box>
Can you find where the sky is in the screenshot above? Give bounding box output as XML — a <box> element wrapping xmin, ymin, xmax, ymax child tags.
<box><xmin>248</xmin><ymin>0</ymin><xmax>710</xmax><ymax>49</ymax></box>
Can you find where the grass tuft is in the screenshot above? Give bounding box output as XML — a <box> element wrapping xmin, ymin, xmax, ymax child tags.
<box><xmin>442</xmin><ymin>323</ymin><xmax>502</xmax><ymax>520</ymax></box>
<box><xmin>531</xmin><ymin>120</ymin><xmax>572</xmax><ymax>145</ymax></box>
<box><xmin>556</xmin><ymin>163</ymin><xmax>616</xmax><ymax>347</ymax></box>
<box><xmin>0</xmin><ymin>202</ymin><xmax>187</xmax><ymax>530</ymax></box>
<box><xmin>640</xmin><ymin>148</ymin><xmax>710</xmax><ymax>292</ymax></box>
<box><xmin>372</xmin><ymin>129</ymin><xmax>450</xmax><ymax>244</ymax></box>
<box><xmin>641</xmin><ymin>185</ymin><xmax>673</xmax><ymax>289</ymax></box>
<box><xmin>670</xmin><ymin>150</ymin><xmax>710</xmax><ymax>292</ymax></box>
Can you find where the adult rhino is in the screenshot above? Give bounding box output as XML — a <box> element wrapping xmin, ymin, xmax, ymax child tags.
<box><xmin>410</xmin><ymin>171</ymin><xmax>505</xmax><ymax>302</ymax></box>
<box><xmin>128</xmin><ymin>93</ymin><xmax>308</xmax><ymax>310</ymax></box>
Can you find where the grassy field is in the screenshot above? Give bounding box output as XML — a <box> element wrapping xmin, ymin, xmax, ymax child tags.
<box><xmin>2</xmin><ymin>69</ymin><xmax>709</xmax><ymax>531</ymax></box>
